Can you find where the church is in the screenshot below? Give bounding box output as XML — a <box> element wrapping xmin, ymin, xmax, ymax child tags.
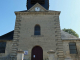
<box><xmin>0</xmin><ymin>0</ymin><xmax>80</xmax><ymax>60</ymax></box>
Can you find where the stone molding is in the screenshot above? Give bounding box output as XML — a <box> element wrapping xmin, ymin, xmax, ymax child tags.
<box><xmin>17</xmin><ymin>51</ymin><xmax>24</xmax><ymax>53</ymax></box>
<box><xmin>47</xmin><ymin>50</ymin><xmax>55</xmax><ymax>54</ymax></box>
<box><xmin>15</xmin><ymin>11</ymin><xmax>60</xmax><ymax>15</ymax></box>
<box><xmin>62</xmin><ymin>39</ymin><xmax>80</xmax><ymax>40</ymax></box>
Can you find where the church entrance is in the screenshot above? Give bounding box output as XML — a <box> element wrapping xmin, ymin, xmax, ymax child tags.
<box><xmin>31</xmin><ymin>46</ymin><xmax>43</xmax><ymax>60</ymax></box>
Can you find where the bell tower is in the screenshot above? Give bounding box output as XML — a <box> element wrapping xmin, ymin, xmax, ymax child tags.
<box><xmin>26</xmin><ymin>0</ymin><xmax>49</xmax><ymax>10</ymax></box>
<box><xmin>11</xmin><ymin>0</ymin><xmax>64</xmax><ymax>60</ymax></box>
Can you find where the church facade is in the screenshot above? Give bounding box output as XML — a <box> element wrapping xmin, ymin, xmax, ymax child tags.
<box><xmin>0</xmin><ymin>0</ymin><xmax>80</xmax><ymax>60</ymax></box>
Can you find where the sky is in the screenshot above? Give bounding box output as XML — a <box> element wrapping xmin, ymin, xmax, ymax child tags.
<box><xmin>0</xmin><ymin>0</ymin><xmax>80</xmax><ymax>38</ymax></box>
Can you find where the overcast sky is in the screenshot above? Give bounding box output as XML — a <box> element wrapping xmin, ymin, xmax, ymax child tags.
<box><xmin>0</xmin><ymin>0</ymin><xmax>80</xmax><ymax>38</ymax></box>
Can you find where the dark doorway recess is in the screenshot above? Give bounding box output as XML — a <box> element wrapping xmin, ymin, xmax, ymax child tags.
<box><xmin>31</xmin><ymin>46</ymin><xmax>43</xmax><ymax>60</ymax></box>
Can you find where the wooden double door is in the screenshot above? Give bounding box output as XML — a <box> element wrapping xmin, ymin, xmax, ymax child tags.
<box><xmin>31</xmin><ymin>46</ymin><xmax>43</xmax><ymax>60</ymax></box>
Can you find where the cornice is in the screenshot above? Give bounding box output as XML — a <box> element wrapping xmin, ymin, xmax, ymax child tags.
<box><xmin>15</xmin><ymin>11</ymin><xmax>60</xmax><ymax>15</ymax></box>
<box><xmin>62</xmin><ymin>38</ymin><xmax>80</xmax><ymax>41</ymax></box>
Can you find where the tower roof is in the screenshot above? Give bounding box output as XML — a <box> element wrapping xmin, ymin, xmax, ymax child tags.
<box><xmin>27</xmin><ymin>0</ymin><xmax>49</xmax><ymax>10</ymax></box>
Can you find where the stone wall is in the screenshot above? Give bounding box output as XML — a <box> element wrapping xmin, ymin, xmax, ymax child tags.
<box><xmin>63</xmin><ymin>40</ymin><xmax>80</xmax><ymax>60</ymax></box>
<box><xmin>18</xmin><ymin>14</ymin><xmax>57</xmax><ymax>59</ymax></box>
<box><xmin>11</xmin><ymin>11</ymin><xmax>64</xmax><ymax>60</ymax></box>
<box><xmin>9</xmin><ymin>10</ymin><xmax>64</xmax><ymax>60</ymax></box>
<box><xmin>0</xmin><ymin>41</ymin><xmax>12</xmax><ymax>58</ymax></box>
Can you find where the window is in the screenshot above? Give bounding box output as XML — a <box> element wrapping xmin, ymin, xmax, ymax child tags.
<box><xmin>69</xmin><ymin>42</ymin><xmax>77</xmax><ymax>54</ymax></box>
<box><xmin>34</xmin><ymin>25</ymin><xmax>40</xmax><ymax>35</ymax></box>
<box><xmin>0</xmin><ymin>42</ymin><xmax>6</xmax><ymax>53</ymax></box>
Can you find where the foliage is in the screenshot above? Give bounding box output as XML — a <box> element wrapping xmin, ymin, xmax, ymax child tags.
<box><xmin>62</xmin><ymin>28</ymin><xmax>79</xmax><ymax>38</ymax></box>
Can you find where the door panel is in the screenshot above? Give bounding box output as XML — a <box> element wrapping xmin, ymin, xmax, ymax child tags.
<box><xmin>31</xmin><ymin>46</ymin><xmax>43</xmax><ymax>60</ymax></box>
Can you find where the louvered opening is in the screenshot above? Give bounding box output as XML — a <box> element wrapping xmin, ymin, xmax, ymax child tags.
<box><xmin>31</xmin><ymin>0</ymin><xmax>45</xmax><ymax>4</ymax></box>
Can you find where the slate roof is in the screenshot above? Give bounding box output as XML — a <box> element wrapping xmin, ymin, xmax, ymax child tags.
<box><xmin>0</xmin><ymin>30</ymin><xmax>79</xmax><ymax>41</ymax></box>
<box><xmin>0</xmin><ymin>31</ymin><xmax>14</xmax><ymax>40</ymax></box>
<box><xmin>61</xmin><ymin>30</ymin><xmax>80</xmax><ymax>40</ymax></box>
<box><xmin>16</xmin><ymin>10</ymin><xmax>27</xmax><ymax>12</ymax></box>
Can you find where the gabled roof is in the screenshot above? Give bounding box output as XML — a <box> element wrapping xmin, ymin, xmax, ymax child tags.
<box><xmin>0</xmin><ymin>31</ymin><xmax>14</xmax><ymax>40</ymax></box>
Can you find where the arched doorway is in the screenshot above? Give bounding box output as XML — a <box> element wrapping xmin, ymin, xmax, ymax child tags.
<box><xmin>31</xmin><ymin>46</ymin><xmax>43</xmax><ymax>60</ymax></box>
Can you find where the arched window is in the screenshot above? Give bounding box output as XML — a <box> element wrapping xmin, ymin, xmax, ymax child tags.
<box><xmin>34</xmin><ymin>25</ymin><xmax>40</xmax><ymax>35</ymax></box>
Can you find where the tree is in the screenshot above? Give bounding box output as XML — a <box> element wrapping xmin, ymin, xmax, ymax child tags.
<box><xmin>62</xmin><ymin>28</ymin><xmax>79</xmax><ymax>38</ymax></box>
